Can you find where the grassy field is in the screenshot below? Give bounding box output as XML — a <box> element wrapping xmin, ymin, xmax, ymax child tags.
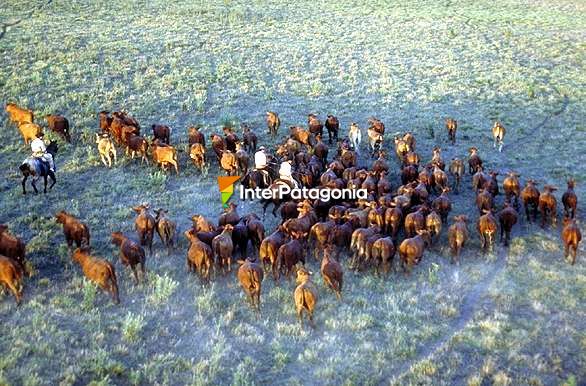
<box><xmin>1</xmin><ymin>0</ymin><xmax>585</xmax><ymax>384</ymax></box>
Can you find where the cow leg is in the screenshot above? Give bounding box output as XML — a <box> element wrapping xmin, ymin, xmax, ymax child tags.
<box><xmin>6</xmin><ymin>281</ymin><xmax>22</xmax><ymax>305</ymax></box>
<box><xmin>131</xmin><ymin>266</ymin><xmax>140</xmax><ymax>285</ymax></box>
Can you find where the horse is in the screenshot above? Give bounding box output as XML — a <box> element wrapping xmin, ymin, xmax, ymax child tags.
<box><xmin>241</xmin><ymin>161</ymin><xmax>279</xmax><ymax>190</ymax></box>
<box><xmin>20</xmin><ymin>142</ymin><xmax>58</xmax><ymax>194</ymax></box>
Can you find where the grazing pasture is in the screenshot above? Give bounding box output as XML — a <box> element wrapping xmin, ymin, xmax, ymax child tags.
<box><xmin>0</xmin><ymin>0</ymin><xmax>585</xmax><ymax>385</ymax></box>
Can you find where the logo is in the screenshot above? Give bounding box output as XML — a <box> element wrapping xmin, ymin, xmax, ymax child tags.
<box><xmin>217</xmin><ymin>176</ymin><xmax>240</xmax><ymax>208</ymax></box>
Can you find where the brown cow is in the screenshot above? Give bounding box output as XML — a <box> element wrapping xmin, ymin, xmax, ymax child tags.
<box><xmin>95</xmin><ymin>133</ymin><xmax>117</xmax><ymax>168</ymax></box>
<box><xmin>432</xmin><ymin>165</ymin><xmax>448</xmax><ymax>192</ymax></box>
<box><xmin>0</xmin><ymin>225</ymin><xmax>28</xmax><ymax>276</ymax></box>
<box><xmin>220</xmin><ymin>150</ymin><xmax>238</xmax><ymax>176</ymax></box>
<box><xmin>324</xmin><ymin>114</ymin><xmax>339</xmax><ymax>144</ymax></box>
<box><xmin>185</xmin><ymin>231</ymin><xmax>214</xmax><ymax>283</ymax></box>
<box><xmin>244</xmin><ymin>214</ymin><xmax>265</xmax><ymax>255</ymax></box>
<box><xmin>0</xmin><ymin>255</ymin><xmax>24</xmax><ymax>304</ymax></box>
<box><xmin>399</xmin><ymin>230</ymin><xmax>431</xmax><ymax>273</ymax></box>
<box><xmin>476</xmin><ymin>189</ymin><xmax>494</xmax><ymax>215</ymax></box>
<box><xmin>210</xmin><ymin>134</ymin><xmax>226</xmax><ymax>162</ymax></box>
<box><xmin>294</xmin><ymin>267</ymin><xmax>318</xmax><ymax>328</ymax></box>
<box><xmin>46</xmin><ymin>115</ymin><xmax>71</xmax><ymax>142</ymax></box>
<box><xmin>219</xmin><ymin>202</ymin><xmax>240</xmax><ymax>226</ymax></box>
<box><xmin>498</xmin><ymin>203</ymin><xmax>518</xmax><ymax>246</ymax></box>
<box><xmin>18</xmin><ymin>123</ymin><xmax>43</xmax><ymax>144</ymax></box>
<box><xmin>404</xmin><ymin>206</ymin><xmax>427</xmax><ymax>238</ymax></box>
<box><xmin>468</xmin><ymin>147</ymin><xmax>483</xmax><ymax>174</ymax></box>
<box><xmin>371</xmin><ymin>237</ymin><xmax>395</xmax><ymax>274</ymax></box>
<box><xmin>189</xmin><ymin>143</ymin><xmax>206</xmax><ymax>172</ymax></box>
<box><xmin>307</xmin><ymin>114</ymin><xmax>323</xmax><ymax>137</ymax></box>
<box><xmin>538</xmin><ymin>185</ymin><xmax>558</xmax><ymax>228</ymax></box>
<box><xmin>154</xmin><ymin>209</ymin><xmax>176</xmax><ymax>254</ymax></box>
<box><xmin>188</xmin><ymin>126</ymin><xmax>205</xmax><ymax>147</ymax></box>
<box><xmin>327</xmin><ymin>221</ymin><xmax>353</xmax><ymax>259</ymax></box>
<box><xmin>235</xmin><ymin>142</ymin><xmax>249</xmax><ymax>176</ymax></box>
<box><xmin>72</xmin><ymin>248</ymin><xmax>119</xmax><ymax>304</ymax></box>
<box><xmin>384</xmin><ymin>205</ymin><xmax>403</xmax><ymax>240</ymax></box>
<box><xmin>425</xmin><ymin>211</ymin><xmax>442</xmax><ymax>244</ymax></box>
<box><xmin>521</xmin><ymin>179</ymin><xmax>540</xmax><ymax>222</ymax></box>
<box><xmin>449</xmin><ymin>158</ymin><xmax>465</xmax><ymax>194</ymax></box>
<box><xmin>152</xmin><ymin>124</ymin><xmax>171</xmax><ymax>144</ymax></box>
<box><xmin>561</xmin><ymin>218</ymin><xmax>582</xmax><ymax>265</ymax></box>
<box><xmin>237</xmin><ymin>256</ymin><xmax>264</xmax><ymax>311</ymax></box>
<box><xmin>562</xmin><ymin>178</ymin><xmax>577</xmax><ymax>219</ymax></box>
<box><xmin>320</xmin><ymin>248</ymin><xmax>343</xmax><ymax>299</ymax></box>
<box><xmin>503</xmin><ymin>172</ymin><xmax>521</xmax><ymax>209</ymax></box>
<box><xmin>111</xmin><ymin>232</ymin><xmax>147</xmax><ymax>284</ymax></box>
<box><xmin>241</xmin><ymin>124</ymin><xmax>257</xmax><ymax>153</ymax></box>
<box><xmin>55</xmin><ymin>211</ymin><xmax>90</xmax><ymax>248</ymax></box>
<box><xmin>99</xmin><ymin>111</ymin><xmax>113</xmax><ymax>132</ymax></box>
<box><xmin>445</xmin><ymin>118</ymin><xmax>457</xmax><ymax>144</ymax></box>
<box><xmin>309</xmin><ymin>221</ymin><xmax>335</xmax><ymax>260</ymax></box>
<box><xmin>125</xmin><ymin>134</ymin><xmax>149</xmax><ymax>164</ymax></box>
<box><xmin>260</xmin><ymin>226</ymin><xmax>287</xmax><ymax>281</ymax></box>
<box><xmin>477</xmin><ymin>210</ymin><xmax>498</xmax><ymax>252</ymax></box>
<box><xmin>448</xmin><ymin>215</ymin><xmax>469</xmax><ymax>264</ymax></box>
<box><xmin>432</xmin><ymin>187</ymin><xmax>452</xmax><ymax>224</ymax></box>
<box><xmin>277</xmin><ymin>238</ymin><xmax>305</xmax><ymax>279</ymax></box>
<box><xmin>483</xmin><ymin>171</ymin><xmax>499</xmax><ymax>197</ymax></box>
<box><xmin>191</xmin><ymin>214</ymin><xmax>216</xmax><ymax>233</ymax></box>
<box><xmin>151</xmin><ymin>141</ymin><xmax>179</xmax><ymax>174</ymax></box>
<box><xmin>212</xmin><ymin>224</ymin><xmax>234</xmax><ymax>274</ymax></box>
<box><xmin>266</xmin><ymin>111</ymin><xmax>280</xmax><ymax>139</ymax></box>
<box><xmin>133</xmin><ymin>204</ymin><xmax>155</xmax><ymax>254</ymax></box>
<box><xmin>5</xmin><ymin>102</ymin><xmax>33</xmax><ymax>125</ymax></box>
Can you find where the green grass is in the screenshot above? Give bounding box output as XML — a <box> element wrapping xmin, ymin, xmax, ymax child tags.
<box><xmin>0</xmin><ymin>0</ymin><xmax>585</xmax><ymax>384</ymax></box>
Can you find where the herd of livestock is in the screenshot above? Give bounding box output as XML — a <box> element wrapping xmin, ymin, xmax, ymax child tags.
<box><xmin>0</xmin><ymin>102</ymin><xmax>582</xmax><ymax>327</ymax></box>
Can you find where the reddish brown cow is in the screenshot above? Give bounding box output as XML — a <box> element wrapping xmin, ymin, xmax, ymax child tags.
<box><xmin>111</xmin><ymin>232</ymin><xmax>147</xmax><ymax>284</ymax></box>
<box><xmin>133</xmin><ymin>204</ymin><xmax>156</xmax><ymax>254</ymax></box>
<box><xmin>185</xmin><ymin>231</ymin><xmax>214</xmax><ymax>283</ymax></box>
<box><xmin>307</xmin><ymin>114</ymin><xmax>323</xmax><ymax>137</ymax></box>
<box><xmin>277</xmin><ymin>238</ymin><xmax>305</xmax><ymax>279</ymax></box>
<box><xmin>309</xmin><ymin>221</ymin><xmax>335</xmax><ymax>260</ymax></box>
<box><xmin>6</xmin><ymin>102</ymin><xmax>34</xmax><ymax>125</ymax></box>
<box><xmin>503</xmin><ymin>172</ymin><xmax>521</xmax><ymax>209</ymax></box>
<box><xmin>154</xmin><ymin>209</ymin><xmax>176</xmax><ymax>254</ymax></box>
<box><xmin>320</xmin><ymin>248</ymin><xmax>343</xmax><ymax>299</ymax></box>
<box><xmin>538</xmin><ymin>185</ymin><xmax>558</xmax><ymax>228</ymax></box>
<box><xmin>371</xmin><ymin>237</ymin><xmax>395</xmax><ymax>274</ymax></box>
<box><xmin>55</xmin><ymin>211</ymin><xmax>90</xmax><ymax>248</ymax></box>
<box><xmin>404</xmin><ymin>206</ymin><xmax>428</xmax><ymax>238</ymax></box>
<box><xmin>468</xmin><ymin>147</ymin><xmax>483</xmax><ymax>174</ymax></box>
<box><xmin>562</xmin><ymin>178</ymin><xmax>577</xmax><ymax>219</ymax></box>
<box><xmin>241</xmin><ymin>124</ymin><xmax>257</xmax><ymax>153</ymax></box>
<box><xmin>432</xmin><ymin>187</ymin><xmax>452</xmax><ymax>224</ymax></box>
<box><xmin>191</xmin><ymin>214</ymin><xmax>216</xmax><ymax>233</ymax></box>
<box><xmin>188</xmin><ymin>126</ymin><xmax>205</xmax><ymax>147</ymax></box>
<box><xmin>0</xmin><ymin>225</ymin><xmax>28</xmax><ymax>276</ymax></box>
<box><xmin>449</xmin><ymin>158</ymin><xmax>465</xmax><ymax>194</ymax></box>
<box><xmin>18</xmin><ymin>123</ymin><xmax>43</xmax><ymax>144</ymax></box>
<box><xmin>294</xmin><ymin>267</ymin><xmax>318</xmax><ymax>328</ymax></box>
<box><xmin>266</xmin><ymin>111</ymin><xmax>280</xmax><ymax>139</ymax></box>
<box><xmin>498</xmin><ymin>203</ymin><xmax>518</xmax><ymax>246</ymax></box>
<box><xmin>384</xmin><ymin>205</ymin><xmax>403</xmax><ymax>240</ymax></box>
<box><xmin>399</xmin><ymin>230</ymin><xmax>431</xmax><ymax>273</ymax></box>
<box><xmin>477</xmin><ymin>210</ymin><xmax>498</xmax><ymax>252</ymax></box>
<box><xmin>561</xmin><ymin>218</ymin><xmax>582</xmax><ymax>265</ymax></box>
<box><xmin>72</xmin><ymin>248</ymin><xmax>119</xmax><ymax>304</ymax></box>
<box><xmin>151</xmin><ymin>141</ymin><xmax>179</xmax><ymax>174</ymax></box>
<box><xmin>445</xmin><ymin>118</ymin><xmax>457</xmax><ymax>144</ymax></box>
<box><xmin>448</xmin><ymin>215</ymin><xmax>469</xmax><ymax>264</ymax></box>
<box><xmin>219</xmin><ymin>202</ymin><xmax>240</xmax><ymax>226</ymax></box>
<box><xmin>425</xmin><ymin>211</ymin><xmax>442</xmax><ymax>244</ymax></box>
<box><xmin>324</xmin><ymin>114</ymin><xmax>339</xmax><ymax>144</ymax></box>
<box><xmin>46</xmin><ymin>115</ymin><xmax>71</xmax><ymax>142</ymax></box>
<box><xmin>259</xmin><ymin>226</ymin><xmax>287</xmax><ymax>281</ymax></box>
<box><xmin>476</xmin><ymin>189</ymin><xmax>494</xmax><ymax>215</ymax></box>
<box><xmin>521</xmin><ymin>179</ymin><xmax>540</xmax><ymax>222</ymax></box>
<box><xmin>152</xmin><ymin>124</ymin><xmax>171</xmax><ymax>144</ymax></box>
<box><xmin>0</xmin><ymin>255</ymin><xmax>24</xmax><ymax>304</ymax></box>
<box><xmin>244</xmin><ymin>214</ymin><xmax>265</xmax><ymax>255</ymax></box>
<box><xmin>212</xmin><ymin>224</ymin><xmax>234</xmax><ymax>274</ymax></box>
<box><xmin>483</xmin><ymin>171</ymin><xmax>499</xmax><ymax>197</ymax></box>
<box><xmin>237</xmin><ymin>257</ymin><xmax>264</xmax><ymax>311</ymax></box>
<box><xmin>125</xmin><ymin>134</ymin><xmax>149</xmax><ymax>163</ymax></box>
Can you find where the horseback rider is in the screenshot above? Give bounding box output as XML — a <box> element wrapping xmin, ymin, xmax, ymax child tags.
<box><xmin>254</xmin><ymin>146</ymin><xmax>272</xmax><ymax>186</ymax></box>
<box><xmin>31</xmin><ymin>132</ymin><xmax>55</xmax><ymax>172</ymax></box>
<box><xmin>278</xmin><ymin>160</ymin><xmax>299</xmax><ymax>189</ymax></box>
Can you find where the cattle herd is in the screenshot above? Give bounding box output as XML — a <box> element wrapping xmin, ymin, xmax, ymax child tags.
<box><xmin>1</xmin><ymin>102</ymin><xmax>582</xmax><ymax>328</ymax></box>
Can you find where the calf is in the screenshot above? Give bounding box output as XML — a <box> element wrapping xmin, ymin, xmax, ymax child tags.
<box><xmin>448</xmin><ymin>215</ymin><xmax>469</xmax><ymax>264</ymax></box>
<box><xmin>294</xmin><ymin>267</ymin><xmax>318</xmax><ymax>328</ymax></box>
<box><xmin>212</xmin><ymin>224</ymin><xmax>234</xmax><ymax>274</ymax></box>
<box><xmin>133</xmin><ymin>204</ymin><xmax>155</xmax><ymax>254</ymax></box>
<box><xmin>152</xmin><ymin>124</ymin><xmax>171</xmax><ymax>144</ymax></box>
<box><xmin>538</xmin><ymin>185</ymin><xmax>558</xmax><ymax>228</ymax></box>
<box><xmin>151</xmin><ymin>141</ymin><xmax>179</xmax><ymax>174</ymax></box>
<box><xmin>95</xmin><ymin>133</ymin><xmax>117</xmax><ymax>167</ymax></box>
<box><xmin>499</xmin><ymin>203</ymin><xmax>518</xmax><ymax>246</ymax></box>
<box><xmin>154</xmin><ymin>209</ymin><xmax>176</xmax><ymax>254</ymax></box>
<box><xmin>348</xmin><ymin>122</ymin><xmax>362</xmax><ymax>152</ymax></box>
<box><xmin>125</xmin><ymin>134</ymin><xmax>149</xmax><ymax>164</ymax></box>
<box><xmin>72</xmin><ymin>248</ymin><xmax>119</xmax><ymax>304</ymax></box>
<box><xmin>477</xmin><ymin>210</ymin><xmax>498</xmax><ymax>252</ymax></box>
<box><xmin>521</xmin><ymin>179</ymin><xmax>540</xmax><ymax>222</ymax></box>
<box><xmin>0</xmin><ymin>225</ymin><xmax>28</xmax><ymax>276</ymax></box>
<box><xmin>111</xmin><ymin>232</ymin><xmax>147</xmax><ymax>284</ymax></box>
<box><xmin>188</xmin><ymin>126</ymin><xmax>205</xmax><ymax>147</ymax></box>
<box><xmin>398</xmin><ymin>230</ymin><xmax>431</xmax><ymax>274</ymax></box>
<box><xmin>185</xmin><ymin>231</ymin><xmax>214</xmax><ymax>283</ymax></box>
<box><xmin>46</xmin><ymin>115</ymin><xmax>71</xmax><ymax>142</ymax></box>
<box><xmin>445</xmin><ymin>118</ymin><xmax>457</xmax><ymax>144</ymax></box>
<box><xmin>18</xmin><ymin>123</ymin><xmax>43</xmax><ymax>144</ymax></box>
<box><xmin>55</xmin><ymin>211</ymin><xmax>90</xmax><ymax>248</ymax></box>
<box><xmin>266</xmin><ymin>111</ymin><xmax>280</xmax><ymax>139</ymax></box>
<box><xmin>189</xmin><ymin>143</ymin><xmax>206</xmax><ymax>172</ymax></box>
<box><xmin>0</xmin><ymin>255</ymin><xmax>24</xmax><ymax>304</ymax></box>
<box><xmin>237</xmin><ymin>257</ymin><xmax>264</xmax><ymax>311</ymax></box>
<box><xmin>320</xmin><ymin>248</ymin><xmax>343</xmax><ymax>299</ymax></box>
<box><xmin>562</xmin><ymin>178</ymin><xmax>577</xmax><ymax>219</ymax></box>
<box><xmin>561</xmin><ymin>218</ymin><xmax>582</xmax><ymax>265</ymax></box>
<box><xmin>5</xmin><ymin>102</ymin><xmax>34</xmax><ymax>125</ymax></box>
